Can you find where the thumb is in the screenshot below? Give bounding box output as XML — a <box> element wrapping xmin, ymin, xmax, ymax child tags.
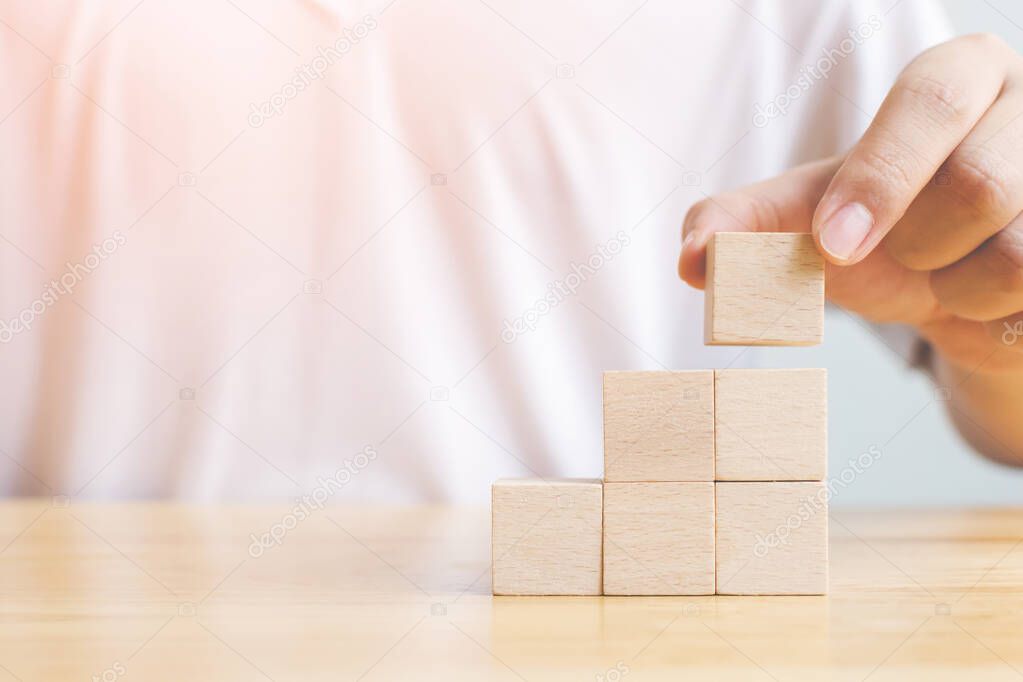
<box><xmin>678</xmin><ymin>156</ymin><xmax>842</xmax><ymax>289</ymax></box>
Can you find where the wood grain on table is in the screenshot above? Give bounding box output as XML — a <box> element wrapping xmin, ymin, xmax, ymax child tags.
<box><xmin>1</xmin><ymin>501</ymin><xmax>1021</xmax><ymax>681</ymax></box>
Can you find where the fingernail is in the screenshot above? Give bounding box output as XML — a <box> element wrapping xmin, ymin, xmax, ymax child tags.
<box><xmin>819</xmin><ymin>202</ymin><xmax>873</xmax><ymax>261</ymax></box>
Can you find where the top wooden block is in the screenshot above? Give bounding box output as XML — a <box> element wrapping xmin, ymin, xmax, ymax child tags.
<box><xmin>704</xmin><ymin>232</ymin><xmax>824</xmax><ymax>346</ymax></box>
<box><xmin>603</xmin><ymin>371</ymin><xmax>714</xmax><ymax>481</ymax></box>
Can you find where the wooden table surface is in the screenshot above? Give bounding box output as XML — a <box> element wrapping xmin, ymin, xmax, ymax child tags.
<box><xmin>2</xmin><ymin>501</ymin><xmax>1022</xmax><ymax>681</ymax></box>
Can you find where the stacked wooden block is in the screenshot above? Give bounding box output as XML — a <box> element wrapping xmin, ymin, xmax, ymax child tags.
<box><xmin>493</xmin><ymin>232</ymin><xmax>828</xmax><ymax>596</ymax></box>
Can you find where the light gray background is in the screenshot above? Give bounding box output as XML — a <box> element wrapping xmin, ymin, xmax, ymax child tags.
<box><xmin>754</xmin><ymin>0</ymin><xmax>1023</xmax><ymax>508</ymax></box>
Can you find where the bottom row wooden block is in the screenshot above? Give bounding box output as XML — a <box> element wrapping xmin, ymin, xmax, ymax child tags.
<box><xmin>716</xmin><ymin>481</ymin><xmax>828</xmax><ymax>595</ymax></box>
<box><xmin>492</xmin><ymin>479</ymin><xmax>603</xmax><ymax>595</ymax></box>
<box><xmin>493</xmin><ymin>479</ymin><xmax>827</xmax><ymax>596</ymax></box>
<box><xmin>604</xmin><ymin>482</ymin><xmax>715</xmax><ymax>595</ymax></box>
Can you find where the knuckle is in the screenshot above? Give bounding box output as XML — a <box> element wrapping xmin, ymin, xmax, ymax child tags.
<box><xmin>857</xmin><ymin>144</ymin><xmax>917</xmax><ymax>197</ymax></box>
<box><xmin>944</xmin><ymin>147</ymin><xmax>1017</xmax><ymax>220</ymax></box>
<box><xmin>895</xmin><ymin>73</ymin><xmax>971</xmax><ymax>125</ymax></box>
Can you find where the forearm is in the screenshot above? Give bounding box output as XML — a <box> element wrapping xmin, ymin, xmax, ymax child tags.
<box><xmin>937</xmin><ymin>356</ymin><xmax>1023</xmax><ymax>467</ymax></box>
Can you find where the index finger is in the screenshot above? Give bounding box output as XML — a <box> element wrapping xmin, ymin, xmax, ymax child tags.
<box><xmin>812</xmin><ymin>34</ymin><xmax>1009</xmax><ymax>265</ymax></box>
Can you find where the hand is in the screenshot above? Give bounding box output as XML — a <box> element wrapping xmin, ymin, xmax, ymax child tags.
<box><xmin>679</xmin><ymin>33</ymin><xmax>1023</xmax><ymax>377</ymax></box>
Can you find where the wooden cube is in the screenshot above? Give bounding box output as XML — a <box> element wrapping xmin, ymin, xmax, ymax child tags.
<box><xmin>603</xmin><ymin>482</ymin><xmax>715</xmax><ymax>595</ymax></box>
<box><xmin>715</xmin><ymin>481</ymin><xmax>828</xmax><ymax>595</ymax></box>
<box><xmin>491</xmin><ymin>479</ymin><xmax>603</xmax><ymax>595</ymax></box>
<box><xmin>704</xmin><ymin>232</ymin><xmax>824</xmax><ymax>346</ymax></box>
<box><xmin>603</xmin><ymin>371</ymin><xmax>714</xmax><ymax>482</ymax></box>
<box><xmin>715</xmin><ymin>368</ymin><xmax>827</xmax><ymax>481</ymax></box>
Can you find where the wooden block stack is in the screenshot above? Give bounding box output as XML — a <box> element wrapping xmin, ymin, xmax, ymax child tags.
<box><xmin>492</xmin><ymin>232</ymin><xmax>828</xmax><ymax>596</ymax></box>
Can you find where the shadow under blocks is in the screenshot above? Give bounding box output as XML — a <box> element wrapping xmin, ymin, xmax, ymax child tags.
<box><xmin>492</xmin><ymin>232</ymin><xmax>827</xmax><ymax>595</ymax></box>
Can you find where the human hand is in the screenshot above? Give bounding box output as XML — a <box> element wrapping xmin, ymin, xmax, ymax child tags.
<box><xmin>679</xmin><ymin>34</ymin><xmax>1023</xmax><ymax>375</ymax></box>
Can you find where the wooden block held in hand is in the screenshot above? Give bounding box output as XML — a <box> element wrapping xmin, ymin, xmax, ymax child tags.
<box><xmin>492</xmin><ymin>479</ymin><xmax>603</xmax><ymax>596</ymax></box>
<box><xmin>715</xmin><ymin>368</ymin><xmax>827</xmax><ymax>481</ymax></box>
<box><xmin>603</xmin><ymin>371</ymin><xmax>714</xmax><ymax>482</ymax></box>
<box><xmin>603</xmin><ymin>482</ymin><xmax>715</xmax><ymax>595</ymax></box>
<box><xmin>704</xmin><ymin>232</ymin><xmax>824</xmax><ymax>346</ymax></box>
<box><xmin>716</xmin><ymin>481</ymin><xmax>828</xmax><ymax>595</ymax></box>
